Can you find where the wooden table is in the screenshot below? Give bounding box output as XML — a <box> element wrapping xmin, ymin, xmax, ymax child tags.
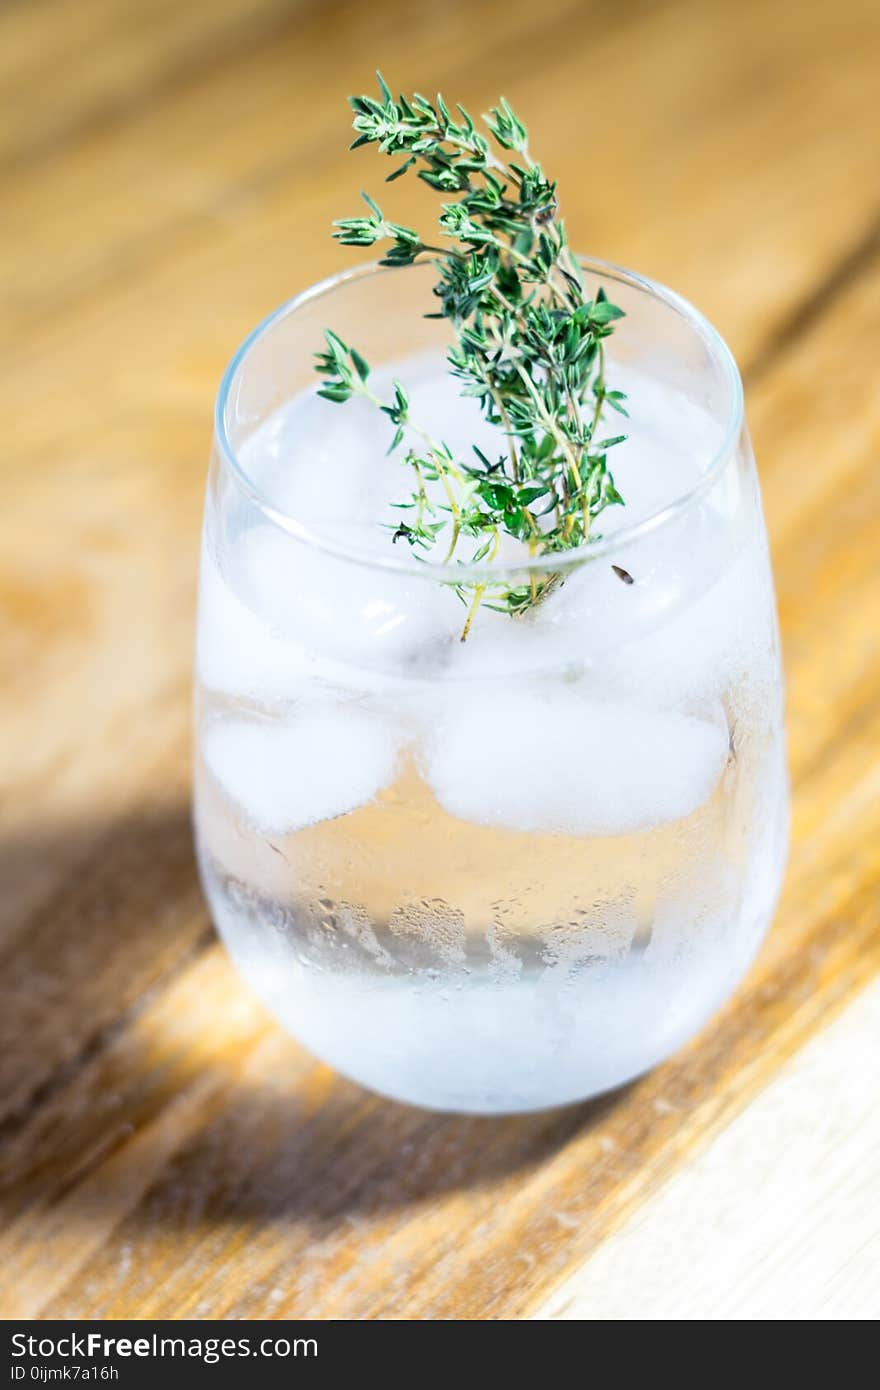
<box><xmin>2</xmin><ymin>0</ymin><xmax>879</xmax><ymax>1320</ymax></box>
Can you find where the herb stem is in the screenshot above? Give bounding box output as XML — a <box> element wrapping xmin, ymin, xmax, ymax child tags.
<box><xmin>513</xmin><ymin>359</ymin><xmax>584</xmax><ymax>494</ymax></box>
<box><xmin>316</xmin><ymin>80</ymin><xmax>629</xmax><ymax>626</ymax></box>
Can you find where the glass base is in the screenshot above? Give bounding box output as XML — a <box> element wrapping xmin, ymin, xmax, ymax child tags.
<box><xmin>200</xmin><ymin>833</ymin><xmax>786</xmax><ymax>1114</ymax></box>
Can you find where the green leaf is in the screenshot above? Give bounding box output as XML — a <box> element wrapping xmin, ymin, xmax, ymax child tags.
<box><xmin>517</xmin><ymin>481</ymin><xmax>551</xmax><ymax>505</ymax></box>
<box><xmin>386</xmin><ymin>157</ymin><xmax>416</xmax><ymax>182</ymax></box>
<box><xmin>590</xmin><ymin>300</ymin><xmax>625</xmax><ymax>325</ymax></box>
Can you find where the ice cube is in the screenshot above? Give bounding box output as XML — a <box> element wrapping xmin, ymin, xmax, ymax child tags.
<box><xmin>445</xmin><ymin>599</ymin><xmax>577</xmax><ymax>680</ymax></box>
<box><xmin>248</xmin><ymin>386</ymin><xmax>392</xmax><ymax>527</ymax></box>
<box><xmin>400</xmin><ymin>357</ymin><xmax>515</xmax><ymax>468</ymax></box>
<box><xmin>202</xmin><ymin>705</ymin><xmax>400</xmax><ymax>833</ymax></box>
<box><xmin>421</xmin><ymin>687</ymin><xmax>729</xmax><ymax>836</ymax></box>
<box><xmin>444</xmin><ymin>500</ymin><xmax>735</xmax><ymax>685</ymax></box>
<box><xmin>599</xmin><ymin>525</ymin><xmax>774</xmax><ymax>704</ymax></box>
<box><xmin>533</xmin><ymin>495</ymin><xmax>727</xmax><ymax>648</ymax></box>
<box><xmin>595</xmin><ymin>363</ymin><xmax>725</xmax><ymax>539</ymax></box>
<box><xmin>231</xmin><ymin>521</ymin><xmax>464</xmax><ymax>677</ymax></box>
<box><xmin>196</xmin><ymin>536</ymin><xmax>311</xmax><ymax>702</ymax></box>
<box><xmin>247</xmin><ymin>352</ymin><xmax>510</xmax><ymax>533</ymax></box>
<box><xmin>210</xmin><ymin>355</ymin><xmax>760</xmax><ymax>704</ymax></box>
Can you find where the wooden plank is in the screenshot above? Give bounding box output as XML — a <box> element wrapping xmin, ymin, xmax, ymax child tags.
<box><xmin>0</xmin><ymin>0</ymin><xmax>302</xmax><ymax>167</ymax></box>
<box><xmin>3</xmin><ymin>0</ymin><xmax>880</xmax><ymax>356</ymax></box>
<box><xmin>535</xmin><ymin>975</ymin><xmax>880</xmax><ymax>1319</ymax></box>
<box><xmin>0</xmin><ymin>0</ymin><xmax>599</xmax><ymax>330</ymax></box>
<box><xmin>2</xmin><ymin>248</ymin><xmax>879</xmax><ymax>1320</ymax></box>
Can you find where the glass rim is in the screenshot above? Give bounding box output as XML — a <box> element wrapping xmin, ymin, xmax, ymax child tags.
<box><xmin>214</xmin><ymin>256</ymin><xmax>745</xmax><ymax>580</ymax></box>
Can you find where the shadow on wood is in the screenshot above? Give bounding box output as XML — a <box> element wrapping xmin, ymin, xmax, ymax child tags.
<box><xmin>0</xmin><ymin>802</ymin><xmax>634</xmax><ymax>1237</ymax></box>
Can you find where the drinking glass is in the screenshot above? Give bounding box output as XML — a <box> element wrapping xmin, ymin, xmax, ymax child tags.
<box><xmin>194</xmin><ymin>259</ymin><xmax>789</xmax><ymax>1113</ymax></box>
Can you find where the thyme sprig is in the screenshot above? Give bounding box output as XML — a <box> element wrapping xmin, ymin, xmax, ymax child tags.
<box><xmin>315</xmin><ymin>76</ymin><xmax>629</xmax><ymax>637</ymax></box>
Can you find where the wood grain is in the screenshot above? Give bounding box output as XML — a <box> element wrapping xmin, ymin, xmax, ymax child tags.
<box><xmin>1</xmin><ymin>0</ymin><xmax>879</xmax><ymax>1320</ymax></box>
<box><xmin>536</xmin><ymin>974</ymin><xmax>880</xmax><ymax>1319</ymax></box>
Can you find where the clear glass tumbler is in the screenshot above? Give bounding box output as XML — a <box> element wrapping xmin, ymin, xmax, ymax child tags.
<box><xmin>194</xmin><ymin>259</ymin><xmax>789</xmax><ymax>1113</ymax></box>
